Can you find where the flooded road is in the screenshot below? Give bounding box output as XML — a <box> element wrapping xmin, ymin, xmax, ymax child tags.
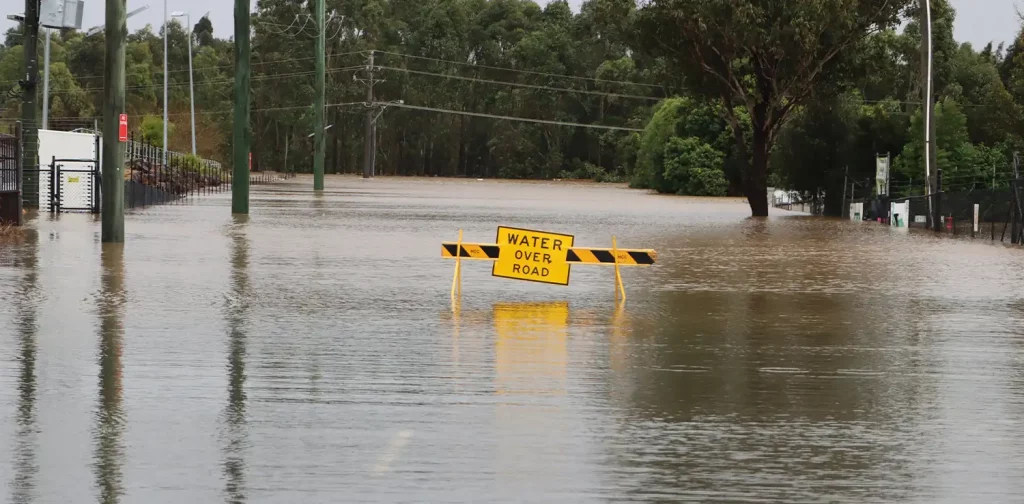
<box><xmin>2</xmin><ymin>175</ymin><xmax>1024</xmax><ymax>503</ymax></box>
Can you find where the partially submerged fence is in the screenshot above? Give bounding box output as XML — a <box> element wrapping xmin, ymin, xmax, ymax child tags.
<box><xmin>0</xmin><ymin>123</ymin><xmax>22</xmax><ymax>224</ymax></box>
<box><xmin>123</xmin><ymin>133</ymin><xmax>289</xmax><ymax>209</ymax></box>
<box><xmin>0</xmin><ymin>121</ymin><xmax>290</xmax><ymax>218</ymax></box>
<box><xmin>850</xmin><ymin>180</ymin><xmax>1024</xmax><ymax>246</ymax></box>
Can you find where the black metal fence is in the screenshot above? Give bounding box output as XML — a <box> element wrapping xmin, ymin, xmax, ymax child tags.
<box><xmin>124</xmin><ymin>134</ymin><xmax>291</xmax><ymax>209</ymax></box>
<box><xmin>852</xmin><ymin>179</ymin><xmax>1024</xmax><ymax>245</ymax></box>
<box><xmin>124</xmin><ymin>133</ymin><xmax>231</xmax><ymax>209</ymax></box>
<box><xmin>0</xmin><ymin>122</ymin><xmax>23</xmax><ymax>225</ymax></box>
<box><xmin>1</xmin><ymin>123</ymin><xmax>19</xmax><ymax>193</ymax></box>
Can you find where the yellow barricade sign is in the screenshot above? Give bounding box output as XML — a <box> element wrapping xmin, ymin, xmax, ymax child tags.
<box><xmin>441</xmin><ymin>226</ymin><xmax>656</xmax><ymax>301</ymax></box>
<box><xmin>492</xmin><ymin>226</ymin><xmax>574</xmax><ymax>285</ymax></box>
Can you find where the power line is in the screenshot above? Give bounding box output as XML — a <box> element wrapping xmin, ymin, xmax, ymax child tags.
<box><xmin>2</xmin><ymin>50</ymin><xmax>369</xmax><ymax>90</ymax></box>
<box><xmin>376</xmin><ymin>65</ymin><xmax>662</xmax><ymax>102</ymax></box>
<box><xmin>252</xmin><ymin>15</ymin><xmax>312</xmax><ymax>36</ymax></box>
<box><xmin>43</xmin><ymin>103</ymin><xmax>328</xmax><ymax>122</ymax></box>
<box><xmin>358</xmin><ymin>101</ymin><xmax>644</xmax><ymax>131</ymax></box>
<box><xmin>375</xmin><ymin>50</ymin><xmax>666</xmax><ymax>90</ymax></box>
<box><xmin>42</xmin><ymin>66</ymin><xmax>364</xmax><ymax>95</ymax></box>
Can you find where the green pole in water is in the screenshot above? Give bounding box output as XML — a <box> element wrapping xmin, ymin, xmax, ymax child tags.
<box><xmin>312</xmin><ymin>0</ymin><xmax>326</xmax><ymax>191</ymax></box>
<box><xmin>232</xmin><ymin>0</ymin><xmax>251</xmax><ymax>214</ymax></box>
<box><xmin>101</xmin><ymin>0</ymin><xmax>127</xmax><ymax>243</ymax></box>
<box><xmin>21</xmin><ymin>0</ymin><xmax>40</xmax><ymax>207</ymax></box>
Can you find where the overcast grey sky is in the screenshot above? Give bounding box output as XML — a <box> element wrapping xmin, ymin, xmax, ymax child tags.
<box><xmin>4</xmin><ymin>0</ymin><xmax>1021</xmax><ymax>53</ymax></box>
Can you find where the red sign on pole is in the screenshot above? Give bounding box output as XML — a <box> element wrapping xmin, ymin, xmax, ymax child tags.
<box><xmin>118</xmin><ymin>114</ymin><xmax>128</xmax><ymax>142</ymax></box>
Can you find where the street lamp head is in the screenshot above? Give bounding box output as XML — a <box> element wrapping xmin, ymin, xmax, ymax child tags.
<box><xmin>171</xmin><ymin>11</ymin><xmax>186</xmax><ymax>17</ymax></box>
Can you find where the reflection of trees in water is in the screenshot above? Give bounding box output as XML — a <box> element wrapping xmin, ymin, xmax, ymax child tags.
<box><xmin>604</xmin><ymin>288</ymin><xmax>934</xmax><ymax>501</ymax></box>
<box><xmin>222</xmin><ymin>216</ymin><xmax>249</xmax><ymax>504</ymax></box>
<box><xmin>10</xmin><ymin>229</ymin><xmax>39</xmax><ymax>504</ymax></box>
<box><xmin>94</xmin><ymin>244</ymin><xmax>126</xmax><ymax>504</ymax></box>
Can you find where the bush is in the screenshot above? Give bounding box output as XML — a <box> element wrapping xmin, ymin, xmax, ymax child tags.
<box><xmin>662</xmin><ymin>137</ymin><xmax>728</xmax><ymax>196</ymax></box>
<box><xmin>556</xmin><ymin>160</ymin><xmax>627</xmax><ymax>183</ymax></box>
<box><xmin>169</xmin><ymin>153</ymin><xmax>204</xmax><ymax>173</ymax></box>
<box><xmin>632</xmin><ymin>97</ymin><xmax>732</xmax><ymax>193</ymax></box>
<box><xmin>632</xmin><ymin>98</ymin><xmax>688</xmax><ymax>191</ymax></box>
<box><xmin>140</xmin><ymin>115</ymin><xmax>173</xmax><ymax>147</ymax></box>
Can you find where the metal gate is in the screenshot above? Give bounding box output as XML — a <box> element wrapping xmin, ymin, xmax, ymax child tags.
<box><xmin>49</xmin><ymin>155</ymin><xmax>100</xmax><ymax>213</ymax></box>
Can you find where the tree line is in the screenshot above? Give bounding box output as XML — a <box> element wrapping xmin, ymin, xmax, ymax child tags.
<box><xmin>1</xmin><ymin>0</ymin><xmax>1023</xmax><ymax>215</ymax></box>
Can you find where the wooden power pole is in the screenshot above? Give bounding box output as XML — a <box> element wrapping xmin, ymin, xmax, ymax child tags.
<box><xmin>232</xmin><ymin>0</ymin><xmax>251</xmax><ymax>214</ymax></box>
<box><xmin>363</xmin><ymin>51</ymin><xmax>375</xmax><ymax>178</ymax></box>
<box><xmin>101</xmin><ymin>0</ymin><xmax>127</xmax><ymax>243</ymax></box>
<box><xmin>313</xmin><ymin>0</ymin><xmax>326</xmax><ymax>190</ymax></box>
<box><xmin>21</xmin><ymin>0</ymin><xmax>40</xmax><ymax>208</ymax></box>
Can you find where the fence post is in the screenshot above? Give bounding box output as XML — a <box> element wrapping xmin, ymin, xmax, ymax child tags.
<box><xmin>52</xmin><ymin>157</ymin><xmax>60</xmax><ymax>214</ymax></box>
<box><xmin>933</xmin><ymin>169</ymin><xmax>943</xmax><ymax>232</ymax></box>
<box><xmin>15</xmin><ymin>121</ymin><xmax>23</xmax><ymax>225</ymax></box>
<box><xmin>132</xmin><ymin>136</ymin><xmax>136</xmax><ymax>208</ymax></box>
<box><xmin>973</xmin><ymin>204</ymin><xmax>979</xmax><ymax>235</ymax></box>
<box><xmin>1012</xmin><ymin>180</ymin><xmax>1020</xmax><ymax>245</ymax></box>
<box><xmin>1013</xmin><ymin>180</ymin><xmax>1022</xmax><ymax>245</ymax></box>
<box><xmin>93</xmin><ymin>132</ymin><xmax>101</xmax><ymax>214</ymax></box>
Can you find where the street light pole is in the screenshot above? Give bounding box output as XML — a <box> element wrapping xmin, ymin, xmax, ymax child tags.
<box><xmin>172</xmin><ymin>12</ymin><xmax>196</xmax><ymax>155</ymax></box>
<box><xmin>162</xmin><ymin>0</ymin><xmax>168</xmax><ymax>165</ymax></box>
<box><xmin>41</xmin><ymin>6</ymin><xmax>150</xmax><ymax>131</ymax></box>
<box><xmin>42</xmin><ymin>28</ymin><xmax>50</xmax><ymax>129</ymax></box>
<box><xmin>920</xmin><ymin>0</ymin><xmax>938</xmax><ymax>230</ymax></box>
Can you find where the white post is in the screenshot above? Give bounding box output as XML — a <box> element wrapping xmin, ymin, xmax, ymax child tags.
<box><xmin>974</xmin><ymin>204</ymin><xmax>980</xmax><ymax>234</ymax></box>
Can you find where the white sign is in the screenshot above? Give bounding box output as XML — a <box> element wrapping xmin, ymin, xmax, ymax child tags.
<box><xmin>890</xmin><ymin>201</ymin><xmax>909</xmax><ymax>228</ymax></box>
<box><xmin>849</xmin><ymin>202</ymin><xmax>864</xmax><ymax>221</ymax></box>
<box><xmin>39</xmin><ymin>0</ymin><xmax>85</xmax><ymax>29</ymax></box>
<box><xmin>915</xmin><ymin>215</ymin><xmax>927</xmax><ymax>224</ymax></box>
<box><xmin>876</xmin><ymin>156</ymin><xmax>889</xmax><ymax>195</ymax></box>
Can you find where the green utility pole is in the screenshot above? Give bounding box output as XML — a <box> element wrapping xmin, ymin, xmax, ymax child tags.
<box><xmin>313</xmin><ymin>0</ymin><xmax>326</xmax><ymax>190</ymax></box>
<box><xmin>101</xmin><ymin>0</ymin><xmax>127</xmax><ymax>243</ymax></box>
<box><xmin>21</xmin><ymin>0</ymin><xmax>40</xmax><ymax>207</ymax></box>
<box><xmin>232</xmin><ymin>0</ymin><xmax>251</xmax><ymax>214</ymax></box>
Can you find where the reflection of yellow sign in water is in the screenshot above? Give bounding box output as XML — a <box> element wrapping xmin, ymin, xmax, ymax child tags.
<box><xmin>492</xmin><ymin>226</ymin><xmax>574</xmax><ymax>285</ymax></box>
<box><xmin>494</xmin><ymin>302</ymin><xmax>569</xmax><ymax>396</ymax></box>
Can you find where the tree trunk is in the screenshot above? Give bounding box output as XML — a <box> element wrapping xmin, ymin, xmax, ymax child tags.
<box><xmin>746</xmin><ymin>127</ymin><xmax>770</xmax><ymax>216</ymax></box>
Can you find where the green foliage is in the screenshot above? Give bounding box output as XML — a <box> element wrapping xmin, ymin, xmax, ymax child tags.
<box><xmin>633</xmin><ymin>0</ymin><xmax>908</xmax><ymax>214</ymax></box>
<box><xmin>1</xmin><ymin>0</ymin><xmax>1023</xmax><ymax>208</ymax></box>
<box><xmin>771</xmin><ymin>93</ymin><xmax>861</xmax><ymax>214</ymax></box>
<box><xmin>662</xmin><ymin>137</ymin><xmax>728</xmax><ymax>196</ymax></box>
<box><xmin>632</xmin><ymin>97</ymin><xmax>730</xmax><ymax>193</ymax></box>
<box><xmin>140</xmin><ymin>116</ymin><xmax>174</xmax><ymax>147</ymax></box>
<box><xmin>170</xmin><ymin>154</ymin><xmax>205</xmax><ymax>173</ymax></box>
<box><xmin>632</xmin><ymin>98</ymin><xmax>686</xmax><ymax>191</ymax></box>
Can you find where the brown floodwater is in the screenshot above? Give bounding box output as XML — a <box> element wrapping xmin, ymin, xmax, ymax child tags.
<box><xmin>2</xmin><ymin>175</ymin><xmax>1024</xmax><ymax>503</ymax></box>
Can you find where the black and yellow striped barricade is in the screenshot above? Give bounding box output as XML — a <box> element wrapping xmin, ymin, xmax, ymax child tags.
<box><xmin>442</xmin><ymin>226</ymin><xmax>656</xmax><ymax>302</ymax></box>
